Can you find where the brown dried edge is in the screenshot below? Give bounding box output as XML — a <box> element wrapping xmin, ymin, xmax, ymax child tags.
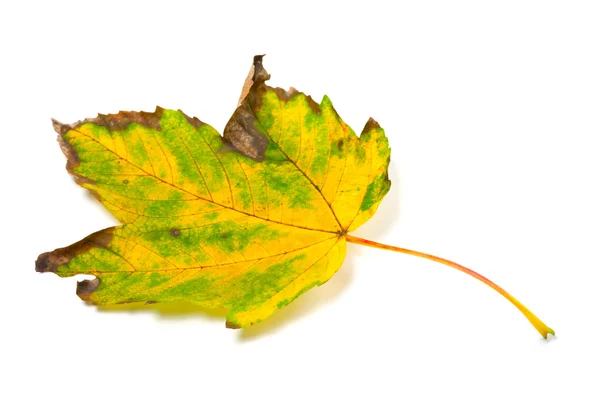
<box><xmin>36</xmin><ymin>228</ymin><xmax>115</xmax><ymax>299</ymax></box>
<box><xmin>52</xmin><ymin>106</ymin><xmax>205</xmax><ymax>183</ymax></box>
<box><xmin>223</xmin><ymin>55</ymin><xmax>330</xmax><ymax>161</ymax></box>
<box><xmin>36</xmin><ymin>228</ymin><xmax>114</xmax><ymax>274</ymax></box>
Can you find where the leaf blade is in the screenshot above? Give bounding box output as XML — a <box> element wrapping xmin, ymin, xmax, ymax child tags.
<box><xmin>38</xmin><ymin>57</ymin><xmax>390</xmax><ymax>327</ymax></box>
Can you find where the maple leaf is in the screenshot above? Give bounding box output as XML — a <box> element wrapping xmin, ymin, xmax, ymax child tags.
<box><xmin>36</xmin><ymin>56</ymin><xmax>554</xmax><ymax>337</ymax></box>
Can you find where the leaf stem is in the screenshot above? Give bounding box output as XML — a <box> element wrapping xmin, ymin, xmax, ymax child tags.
<box><xmin>345</xmin><ymin>234</ymin><xmax>555</xmax><ymax>338</ymax></box>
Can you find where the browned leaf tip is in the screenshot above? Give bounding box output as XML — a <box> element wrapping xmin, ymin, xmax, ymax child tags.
<box><xmin>51</xmin><ymin>118</ymin><xmax>72</xmax><ymax>135</ymax></box>
<box><xmin>223</xmin><ymin>101</ymin><xmax>269</xmax><ymax>162</ymax></box>
<box><xmin>35</xmin><ymin>250</ymin><xmax>69</xmax><ymax>273</ymax></box>
<box><xmin>252</xmin><ymin>54</ymin><xmax>270</xmax><ymax>83</ymax></box>
<box><xmin>237</xmin><ymin>55</ymin><xmax>270</xmax><ymax>107</ymax></box>
<box><xmin>223</xmin><ymin>55</ymin><xmax>272</xmax><ymax>162</ymax></box>
<box><xmin>76</xmin><ymin>278</ymin><xmax>100</xmax><ymax>301</ymax></box>
<box><xmin>360</xmin><ymin>117</ymin><xmax>382</xmax><ymax>137</ymax></box>
<box><xmin>35</xmin><ymin>228</ymin><xmax>114</xmax><ymax>273</ymax></box>
<box><xmin>225</xmin><ymin>320</ymin><xmax>242</xmax><ymax>329</ymax></box>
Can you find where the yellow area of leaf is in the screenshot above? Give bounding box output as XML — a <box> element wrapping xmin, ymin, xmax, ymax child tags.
<box><xmin>37</xmin><ymin>62</ymin><xmax>390</xmax><ymax>328</ymax></box>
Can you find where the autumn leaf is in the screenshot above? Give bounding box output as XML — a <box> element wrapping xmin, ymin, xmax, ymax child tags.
<box><xmin>36</xmin><ymin>56</ymin><xmax>554</xmax><ymax>337</ymax></box>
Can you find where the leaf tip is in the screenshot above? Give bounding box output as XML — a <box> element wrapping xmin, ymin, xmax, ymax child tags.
<box><xmin>76</xmin><ymin>278</ymin><xmax>100</xmax><ymax>301</ymax></box>
<box><xmin>320</xmin><ymin>94</ymin><xmax>332</xmax><ymax>108</ymax></box>
<box><xmin>35</xmin><ymin>250</ymin><xmax>68</xmax><ymax>273</ymax></box>
<box><xmin>35</xmin><ymin>229</ymin><xmax>114</xmax><ymax>274</ymax></box>
<box><xmin>365</xmin><ymin>117</ymin><xmax>381</xmax><ymax>130</ymax></box>
<box><xmin>51</xmin><ymin>118</ymin><xmax>70</xmax><ymax>135</ymax></box>
<box><xmin>360</xmin><ymin>117</ymin><xmax>382</xmax><ymax>137</ymax></box>
<box><xmin>226</xmin><ymin>320</ymin><xmax>242</xmax><ymax>329</ymax></box>
<box><xmin>252</xmin><ymin>54</ymin><xmax>270</xmax><ymax>83</ymax></box>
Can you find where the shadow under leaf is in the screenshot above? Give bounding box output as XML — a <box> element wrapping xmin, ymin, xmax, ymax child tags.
<box><xmin>238</xmin><ymin>258</ymin><xmax>354</xmax><ymax>341</ymax></box>
<box><xmin>93</xmin><ymin>258</ymin><xmax>355</xmax><ymax>340</ymax></box>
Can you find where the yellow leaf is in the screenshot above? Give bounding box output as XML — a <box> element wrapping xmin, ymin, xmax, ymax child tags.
<box><xmin>37</xmin><ymin>56</ymin><xmax>554</xmax><ymax>338</ymax></box>
<box><xmin>37</xmin><ymin>56</ymin><xmax>390</xmax><ymax>328</ymax></box>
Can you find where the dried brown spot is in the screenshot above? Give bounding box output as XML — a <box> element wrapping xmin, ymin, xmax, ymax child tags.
<box><xmin>237</xmin><ymin>55</ymin><xmax>270</xmax><ymax>106</ymax></box>
<box><xmin>51</xmin><ymin>107</ymin><xmax>204</xmax><ymax>186</ymax></box>
<box><xmin>226</xmin><ymin>320</ymin><xmax>242</xmax><ymax>329</ymax></box>
<box><xmin>226</xmin><ymin>55</ymin><xmax>293</xmax><ymax>161</ymax></box>
<box><xmin>76</xmin><ymin>278</ymin><xmax>100</xmax><ymax>301</ymax></box>
<box><xmin>51</xmin><ymin>107</ymin><xmax>165</xmax><ymax>135</ymax></box>
<box><xmin>170</xmin><ymin>229</ymin><xmax>181</xmax><ymax>237</ymax></box>
<box><xmin>52</xmin><ymin>118</ymin><xmax>71</xmax><ymax>135</ymax></box>
<box><xmin>88</xmin><ymin>107</ymin><xmax>164</xmax><ymax>131</ymax></box>
<box><xmin>122</xmin><ymin>179</ymin><xmax>129</xmax><ymax>184</ymax></box>
<box><xmin>251</xmin><ymin>54</ymin><xmax>270</xmax><ymax>83</ymax></box>
<box><xmin>271</xmin><ymin>86</ymin><xmax>301</xmax><ymax>102</ymax></box>
<box><xmin>305</xmin><ymin>95</ymin><xmax>321</xmax><ymax>115</ymax></box>
<box><xmin>266</xmin><ymin>87</ymin><xmax>321</xmax><ymax>116</ymax></box>
<box><xmin>223</xmin><ymin>101</ymin><xmax>268</xmax><ymax>162</ymax></box>
<box><xmin>337</xmin><ymin>139</ymin><xmax>344</xmax><ymax>149</ymax></box>
<box><xmin>182</xmin><ymin>112</ymin><xmax>205</xmax><ymax>129</ymax></box>
<box><xmin>69</xmin><ymin>170</ymin><xmax>96</xmax><ymax>186</ymax></box>
<box><xmin>35</xmin><ymin>251</ymin><xmax>69</xmax><ymax>273</ymax></box>
<box><xmin>361</xmin><ymin>117</ymin><xmax>381</xmax><ymax>136</ymax></box>
<box><xmin>35</xmin><ymin>228</ymin><xmax>114</xmax><ymax>273</ymax></box>
<box><xmin>57</xmin><ymin>134</ymin><xmax>80</xmax><ymax>169</ymax></box>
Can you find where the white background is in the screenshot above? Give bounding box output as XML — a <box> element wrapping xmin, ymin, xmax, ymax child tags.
<box><xmin>1</xmin><ymin>1</ymin><xmax>599</xmax><ymax>394</ymax></box>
